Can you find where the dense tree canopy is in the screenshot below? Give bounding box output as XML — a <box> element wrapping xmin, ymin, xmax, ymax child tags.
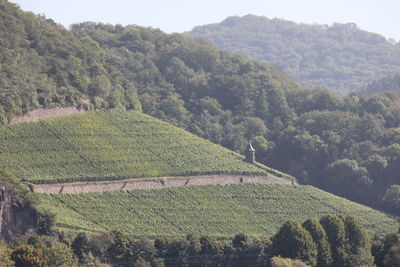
<box><xmin>188</xmin><ymin>15</ymin><xmax>400</xmax><ymax>94</ymax></box>
<box><xmin>360</xmin><ymin>73</ymin><xmax>400</xmax><ymax>96</ymax></box>
<box><xmin>272</xmin><ymin>220</ymin><xmax>317</xmax><ymax>266</ymax></box>
<box><xmin>1</xmin><ymin>215</ymin><xmax>380</xmax><ymax>266</ymax></box>
<box><xmin>0</xmin><ymin>1</ymin><xmax>143</xmax><ymax>123</ymax></box>
<box><xmin>319</xmin><ymin>215</ymin><xmax>348</xmax><ymax>267</ymax></box>
<box><xmin>302</xmin><ymin>218</ymin><xmax>332</xmax><ymax>267</ymax></box>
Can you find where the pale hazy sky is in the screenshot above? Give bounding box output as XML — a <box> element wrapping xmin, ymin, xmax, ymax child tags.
<box><xmin>12</xmin><ymin>0</ymin><xmax>400</xmax><ymax>41</ymax></box>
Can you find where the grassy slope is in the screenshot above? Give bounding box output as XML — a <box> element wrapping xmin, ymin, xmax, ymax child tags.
<box><xmin>0</xmin><ymin>110</ymin><xmax>285</xmax><ymax>184</ymax></box>
<box><xmin>39</xmin><ymin>184</ymin><xmax>398</xmax><ymax>238</ymax></box>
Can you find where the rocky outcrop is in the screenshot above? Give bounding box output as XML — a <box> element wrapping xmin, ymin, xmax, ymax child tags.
<box><xmin>0</xmin><ymin>186</ymin><xmax>37</xmax><ymax>242</ymax></box>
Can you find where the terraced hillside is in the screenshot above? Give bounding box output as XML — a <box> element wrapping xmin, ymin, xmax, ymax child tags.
<box><xmin>0</xmin><ymin>110</ymin><xmax>285</xmax><ymax>184</ymax></box>
<box><xmin>39</xmin><ymin>184</ymin><xmax>398</xmax><ymax>238</ymax></box>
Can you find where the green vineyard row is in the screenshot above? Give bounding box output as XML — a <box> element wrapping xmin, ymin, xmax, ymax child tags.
<box><xmin>0</xmin><ymin>110</ymin><xmax>290</xmax><ymax>183</ymax></box>
<box><xmin>39</xmin><ymin>184</ymin><xmax>398</xmax><ymax>238</ymax></box>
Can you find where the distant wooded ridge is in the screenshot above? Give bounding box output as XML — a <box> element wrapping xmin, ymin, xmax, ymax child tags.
<box><xmin>188</xmin><ymin>14</ymin><xmax>400</xmax><ymax>95</ymax></box>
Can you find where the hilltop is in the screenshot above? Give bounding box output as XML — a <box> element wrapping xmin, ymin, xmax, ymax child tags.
<box><xmin>0</xmin><ymin>1</ymin><xmax>298</xmax><ymax>125</ymax></box>
<box><xmin>188</xmin><ymin>15</ymin><xmax>400</xmax><ymax>94</ymax></box>
<box><xmin>0</xmin><ymin>110</ymin><xmax>286</xmax><ymax>184</ymax></box>
<box><xmin>39</xmin><ymin>183</ymin><xmax>398</xmax><ymax>238</ymax></box>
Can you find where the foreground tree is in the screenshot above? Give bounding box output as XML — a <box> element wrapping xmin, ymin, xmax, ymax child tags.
<box><xmin>71</xmin><ymin>232</ymin><xmax>90</xmax><ymax>263</ymax></box>
<box><xmin>383</xmin><ymin>244</ymin><xmax>400</xmax><ymax>267</ymax></box>
<box><xmin>348</xmin><ymin>248</ymin><xmax>376</xmax><ymax>267</ymax></box>
<box><xmin>302</xmin><ymin>218</ymin><xmax>333</xmax><ymax>267</ymax></box>
<box><xmin>372</xmin><ymin>228</ymin><xmax>400</xmax><ymax>267</ymax></box>
<box><xmin>0</xmin><ymin>243</ymin><xmax>14</xmax><ymax>267</ymax></box>
<box><xmin>44</xmin><ymin>243</ymin><xmax>78</xmax><ymax>267</ymax></box>
<box><xmin>319</xmin><ymin>215</ymin><xmax>348</xmax><ymax>267</ymax></box>
<box><xmin>270</xmin><ymin>256</ymin><xmax>311</xmax><ymax>267</ymax></box>
<box><xmin>342</xmin><ymin>216</ymin><xmax>370</xmax><ymax>254</ymax></box>
<box><xmin>11</xmin><ymin>245</ymin><xmax>46</xmax><ymax>267</ymax></box>
<box><xmin>342</xmin><ymin>216</ymin><xmax>374</xmax><ymax>267</ymax></box>
<box><xmin>272</xmin><ymin>220</ymin><xmax>317</xmax><ymax>266</ymax></box>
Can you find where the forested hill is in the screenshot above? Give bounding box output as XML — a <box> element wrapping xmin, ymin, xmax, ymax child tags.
<box><xmin>0</xmin><ymin>1</ymin><xmax>298</xmax><ymax>124</ymax></box>
<box><xmin>188</xmin><ymin>15</ymin><xmax>400</xmax><ymax>94</ymax></box>
<box><xmin>0</xmin><ymin>0</ymin><xmax>144</xmax><ymax>124</ymax></box>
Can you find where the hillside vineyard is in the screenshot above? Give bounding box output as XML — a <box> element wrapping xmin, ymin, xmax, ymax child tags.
<box><xmin>0</xmin><ymin>110</ymin><xmax>289</xmax><ymax>183</ymax></box>
<box><xmin>39</xmin><ymin>184</ymin><xmax>398</xmax><ymax>238</ymax></box>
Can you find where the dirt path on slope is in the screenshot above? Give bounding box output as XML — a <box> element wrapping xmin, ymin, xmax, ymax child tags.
<box><xmin>10</xmin><ymin>107</ymin><xmax>85</xmax><ymax>124</ymax></box>
<box><xmin>32</xmin><ymin>175</ymin><xmax>296</xmax><ymax>194</ymax></box>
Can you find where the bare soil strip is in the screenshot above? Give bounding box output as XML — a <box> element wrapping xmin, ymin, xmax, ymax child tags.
<box><xmin>32</xmin><ymin>175</ymin><xmax>296</xmax><ymax>194</ymax></box>
<box><xmin>10</xmin><ymin>107</ymin><xmax>85</xmax><ymax>124</ymax></box>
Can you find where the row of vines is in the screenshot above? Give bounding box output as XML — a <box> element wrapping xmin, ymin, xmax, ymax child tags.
<box><xmin>0</xmin><ymin>110</ymin><xmax>287</xmax><ymax>183</ymax></box>
<box><xmin>39</xmin><ymin>184</ymin><xmax>398</xmax><ymax>238</ymax></box>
